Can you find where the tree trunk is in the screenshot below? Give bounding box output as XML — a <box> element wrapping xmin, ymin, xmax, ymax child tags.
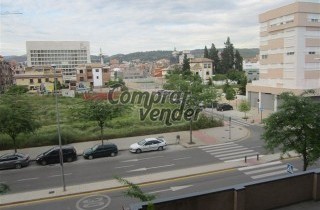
<box><xmin>13</xmin><ymin>137</ymin><xmax>17</xmax><ymax>153</ymax></box>
<box><xmin>100</xmin><ymin>125</ymin><xmax>104</xmax><ymax>145</ymax></box>
<box><xmin>303</xmin><ymin>153</ymin><xmax>308</xmax><ymax>171</ymax></box>
<box><xmin>189</xmin><ymin>118</ymin><xmax>193</xmax><ymax>144</ymax></box>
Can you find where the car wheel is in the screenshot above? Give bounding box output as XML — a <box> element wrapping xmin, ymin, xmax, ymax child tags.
<box><xmin>15</xmin><ymin>164</ymin><xmax>22</xmax><ymax>169</ymax></box>
<box><xmin>41</xmin><ymin>160</ymin><xmax>47</xmax><ymax>166</ymax></box>
<box><xmin>88</xmin><ymin>155</ymin><xmax>93</xmax><ymax>160</ymax></box>
<box><xmin>136</xmin><ymin>149</ymin><xmax>142</xmax><ymax>154</ymax></box>
<box><xmin>158</xmin><ymin>146</ymin><xmax>163</xmax><ymax>151</ymax></box>
<box><xmin>110</xmin><ymin>152</ymin><xmax>116</xmax><ymax>157</ymax></box>
<box><xmin>67</xmin><ymin>157</ymin><xmax>73</xmax><ymax>162</ymax></box>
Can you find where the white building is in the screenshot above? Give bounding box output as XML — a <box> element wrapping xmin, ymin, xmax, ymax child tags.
<box><xmin>246</xmin><ymin>1</ymin><xmax>320</xmax><ymax>111</ymax></box>
<box><xmin>190</xmin><ymin>58</ymin><xmax>213</xmax><ymax>83</ymax></box>
<box><xmin>243</xmin><ymin>60</ymin><xmax>260</xmax><ymax>81</ymax></box>
<box><xmin>26</xmin><ymin>41</ymin><xmax>91</xmax><ymax>83</ymax></box>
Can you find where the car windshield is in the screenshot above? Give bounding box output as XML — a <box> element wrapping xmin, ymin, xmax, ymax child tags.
<box><xmin>92</xmin><ymin>145</ymin><xmax>99</xmax><ymax>151</ymax></box>
<box><xmin>138</xmin><ymin>140</ymin><xmax>146</xmax><ymax>146</ymax></box>
<box><xmin>43</xmin><ymin>148</ymin><xmax>55</xmax><ymax>155</ymax></box>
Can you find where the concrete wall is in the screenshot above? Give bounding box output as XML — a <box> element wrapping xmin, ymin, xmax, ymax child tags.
<box><xmin>131</xmin><ymin>169</ymin><xmax>320</xmax><ymax>210</ymax></box>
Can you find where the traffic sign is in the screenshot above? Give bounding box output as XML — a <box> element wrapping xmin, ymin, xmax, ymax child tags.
<box><xmin>287</xmin><ymin>163</ymin><xmax>294</xmax><ymax>174</ymax></box>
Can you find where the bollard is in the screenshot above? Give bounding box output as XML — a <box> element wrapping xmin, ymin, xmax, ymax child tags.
<box><xmin>257</xmin><ymin>154</ymin><xmax>259</xmax><ymax>161</ymax></box>
<box><xmin>245</xmin><ymin>156</ymin><xmax>247</xmax><ymax>163</ymax></box>
<box><xmin>176</xmin><ymin>135</ymin><xmax>180</xmax><ymax>145</ymax></box>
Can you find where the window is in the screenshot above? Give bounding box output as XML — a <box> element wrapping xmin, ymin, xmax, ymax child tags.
<box><xmin>96</xmin><ymin>76</ymin><xmax>99</xmax><ymax>79</ymax></box>
<box><xmin>30</xmin><ymin>79</ymin><xmax>34</xmax><ymax>84</ymax></box>
<box><xmin>87</xmin><ymin>69</ymin><xmax>92</xmax><ymax>73</ymax></box>
<box><xmin>206</xmin><ymin>71</ymin><xmax>210</xmax><ymax>75</ymax></box>
<box><xmin>80</xmin><ymin>77</ymin><xmax>84</xmax><ymax>81</ymax></box>
<box><xmin>80</xmin><ymin>70</ymin><xmax>83</xmax><ymax>74</ymax></box>
<box><xmin>38</xmin><ymin>79</ymin><xmax>42</xmax><ymax>83</ymax></box>
<box><xmin>87</xmin><ymin>76</ymin><xmax>92</xmax><ymax>79</ymax></box>
<box><xmin>95</xmin><ymin>69</ymin><xmax>99</xmax><ymax>72</ymax></box>
<box><xmin>208</xmin><ymin>64</ymin><xmax>211</xmax><ymax>68</ymax></box>
<box><xmin>286</xmin><ymin>52</ymin><xmax>294</xmax><ymax>55</ymax></box>
<box><xmin>204</xmin><ymin>64</ymin><xmax>207</xmax><ymax>68</ymax></box>
<box><xmin>309</xmin><ymin>52</ymin><xmax>316</xmax><ymax>55</ymax></box>
<box><xmin>262</xmin><ymin>55</ymin><xmax>268</xmax><ymax>59</ymax></box>
<box><xmin>45</xmin><ymin>78</ymin><xmax>49</xmax><ymax>82</ymax></box>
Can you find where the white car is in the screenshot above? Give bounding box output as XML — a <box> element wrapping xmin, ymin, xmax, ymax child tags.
<box><xmin>129</xmin><ymin>137</ymin><xmax>167</xmax><ymax>153</ymax></box>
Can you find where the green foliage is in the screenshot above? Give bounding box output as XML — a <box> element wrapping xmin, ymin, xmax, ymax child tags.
<box><xmin>212</xmin><ymin>74</ymin><xmax>227</xmax><ymax>81</ymax></box>
<box><xmin>238</xmin><ymin>100</ymin><xmax>251</xmax><ymax>118</ymax></box>
<box><xmin>115</xmin><ymin>176</ymin><xmax>155</xmax><ymax>210</ymax></box>
<box><xmin>204</xmin><ymin>46</ymin><xmax>209</xmax><ymax>58</ymax></box>
<box><xmin>182</xmin><ymin>54</ymin><xmax>191</xmax><ymax>73</ymax></box>
<box><xmin>262</xmin><ymin>91</ymin><xmax>320</xmax><ymax>171</ymax></box>
<box><xmin>225</xmin><ymin>87</ymin><xmax>236</xmax><ymax>101</ymax></box>
<box><xmin>5</xmin><ymin>85</ymin><xmax>28</xmax><ymax>95</ymax></box>
<box><xmin>0</xmin><ymin>183</ymin><xmax>10</xmax><ymax>195</ymax></box>
<box><xmin>0</xmin><ymin>95</ymin><xmax>40</xmax><ymax>152</ymax></box>
<box><xmin>234</xmin><ymin>50</ymin><xmax>243</xmax><ymax>71</ymax></box>
<box><xmin>208</xmin><ymin>43</ymin><xmax>220</xmax><ymax>73</ymax></box>
<box><xmin>220</xmin><ymin>37</ymin><xmax>235</xmax><ymax>73</ymax></box>
<box><xmin>226</xmin><ymin>70</ymin><xmax>244</xmax><ymax>84</ymax></box>
<box><xmin>222</xmin><ymin>80</ymin><xmax>231</xmax><ymax>93</ymax></box>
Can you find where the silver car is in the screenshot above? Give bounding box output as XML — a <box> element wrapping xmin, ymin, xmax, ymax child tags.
<box><xmin>130</xmin><ymin>137</ymin><xmax>167</xmax><ymax>153</ymax></box>
<box><xmin>0</xmin><ymin>153</ymin><xmax>30</xmax><ymax>169</ymax></box>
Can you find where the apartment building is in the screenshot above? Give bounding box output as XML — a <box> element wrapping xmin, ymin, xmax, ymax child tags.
<box><xmin>190</xmin><ymin>58</ymin><xmax>213</xmax><ymax>83</ymax></box>
<box><xmin>75</xmin><ymin>64</ymin><xmax>110</xmax><ymax>89</ymax></box>
<box><xmin>14</xmin><ymin>66</ymin><xmax>63</xmax><ymax>93</ymax></box>
<box><xmin>246</xmin><ymin>1</ymin><xmax>320</xmax><ymax>111</ymax></box>
<box><xmin>26</xmin><ymin>41</ymin><xmax>91</xmax><ymax>83</ymax></box>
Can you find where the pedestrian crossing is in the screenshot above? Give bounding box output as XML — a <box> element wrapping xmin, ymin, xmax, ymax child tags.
<box><xmin>198</xmin><ymin>142</ymin><xmax>259</xmax><ymax>162</ymax></box>
<box><xmin>238</xmin><ymin>161</ymin><xmax>298</xmax><ymax>180</ymax></box>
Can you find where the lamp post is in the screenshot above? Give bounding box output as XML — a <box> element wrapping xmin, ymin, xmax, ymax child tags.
<box><xmin>52</xmin><ymin>64</ymin><xmax>66</xmax><ymax>192</ymax></box>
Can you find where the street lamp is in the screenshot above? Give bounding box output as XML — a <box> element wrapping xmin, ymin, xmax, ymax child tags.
<box><xmin>52</xmin><ymin>64</ymin><xmax>66</xmax><ymax>192</ymax></box>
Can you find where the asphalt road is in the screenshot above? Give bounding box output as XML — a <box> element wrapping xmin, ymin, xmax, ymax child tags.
<box><xmin>0</xmin><ymin>135</ymin><xmax>266</xmax><ymax>194</ymax></box>
<box><xmin>1</xmin><ymin>158</ymin><xmax>313</xmax><ymax>210</ymax></box>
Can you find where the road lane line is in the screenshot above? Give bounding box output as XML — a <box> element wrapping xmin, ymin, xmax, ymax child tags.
<box><xmin>212</xmin><ymin>148</ymin><xmax>252</xmax><ymax>155</ymax></box>
<box><xmin>205</xmin><ymin>145</ymin><xmax>243</xmax><ymax>152</ymax></box>
<box><xmin>173</xmin><ymin>157</ymin><xmax>191</xmax><ymax>161</ymax></box>
<box><xmin>17</xmin><ymin>177</ymin><xmax>39</xmax><ymax>182</ymax></box>
<box><xmin>220</xmin><ymin>152</ymin><xmax>258</xmax><ymax>160</ymax></box>
<box><xmin>199</xmin><ymin>142</ymin><xmax>235</xmax><ymax>149</ymax></box>
<box><xmin>115</xmin><ymin>165</ymin><xmax>135</xmax><ymax>169</ymax></box>
<box><xmin>215</xmin><ymin>150</ymin><xmax>254</xmax><ymax>158</ymax></box>
<box><xmin>245</xmin><ymin>165</ymin><xmax>286</xmax><ymax>175</ymax></box>
<box><xmin>48</xmin><ymin>173</ymin><xmax>72</xmax><ymax>178</ymax></box>
<box><xmin>251</xmin><ymin>169</ymin><xmax>298</xmax><ymax>179</ymax></box>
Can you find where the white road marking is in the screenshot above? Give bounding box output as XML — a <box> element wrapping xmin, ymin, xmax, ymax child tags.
<box><xmin>205</xmin><ymin>145</ymin><xmax>243</xmax><ymax>153</ymax></box>
<box><xmin>245</xmin><ymin>165</ymin><xmax>287</xmax><ymax>175</ymax></box>
<box><xmin>173</xmin><ymin>157</ymin><xmax>191</xmax><ymax>161</ymax></box>
<box><xmin>48</xmin><ymin>173</ymin><xmax>72</xmax><ymax>178</ymax></box>
<box><xmin>148</xmin><ymin>185</ymin><xmax>193</xmax><ymax>194</ymax></box>
<box><xmin>199</xmin><ymin>142</ymin><xmax>235</xmax><ymax>149</ymax></box>
<box><xmin>128</xmin><ymin>164</ymin><xmax>174</xmax><ymax>173</ymax></box>
<box><xmin>251</xmin><ymin>169</ymin><xmax>298</xmax><ymax>179</ymax></box>
<box><xmin>238</xmin><ymin>161</ymin><xmax>282</xmax><ymax>171</ymax></box>
<box><xmin>122</xmin><ymin>156</ymin><xmax>164</xmax><ymax>162</ymax></box>
<box><xmin>115</xmin><ymin>165</ymin><xmax>135</xmax><ymax>169</ymax></box>
<box><xmin>220</xmin><ymin>152</ymin><xmax>258</xmax><ymax>160</ymax></box>
<box><xmin>17</xmin><ymin>177</ymin><xmax>39</xmax><ymax>182</ymax></box>
<box><xmin>212</xmin><ymin>148</ymin><xmax>252</xmax><ymax>155</ymax></box>
<box><xmin>215</xmin><ymin>150</ymin><xmax>254</xmax><ymax>158</ymax></box>
<box><xmin>224</xmin><ymin>155</ymin><xmax>265</xmax><ymax>163</ymax></box>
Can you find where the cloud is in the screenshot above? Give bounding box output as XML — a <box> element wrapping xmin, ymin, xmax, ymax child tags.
<box><xmin>0</xmin><ymin>0</ymin><xmax>292</xmax><ymax>56</ymax></box>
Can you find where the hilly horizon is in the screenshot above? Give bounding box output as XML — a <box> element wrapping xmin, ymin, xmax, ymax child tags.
<box><xmin>4</xmin><ymin>48</ymin><xmax>259</xmax><ymax>63</ymax></box>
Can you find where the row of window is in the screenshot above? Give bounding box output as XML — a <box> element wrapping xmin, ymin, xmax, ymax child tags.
<box><xmin>203</xmin><ymin>64</ymin><xmax>212</xmax><ymax>68</ymax></box>
<box><xmin>30</xmin><ymin>57</ymin><xmax>88</xmax><ymax>61</ymax></box>
<box><xmin>30</xmin><ymin>50</ymin><xmax>87</xmax><ymax>53</ymax></box>
<box><xmin>261</xmin><ymin>51</ymin><xmax>317</xmax><ymax>59</ymax></box>
<box><xmin>29</xmin><ymin>78</ymin><xmax>51</xmax><ymax>84</ymax></box>
<box><xmin>79</xmin><ymin>76</ymin><xmax>100</xmax><ymax>81</ymax></box>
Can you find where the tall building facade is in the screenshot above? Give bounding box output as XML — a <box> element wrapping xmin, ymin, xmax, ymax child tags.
<box><xmin>0</xmin><ymin>55</ymin><xmax>14</xmax><ymax>93</ymax></box>
<box><xmin>246</xmin><ymin>1</ymin><xmax>320</xmax><ymax>111</ymax></box>
<box><xmin>26</xmin><ymin>41</ymin><xmax>91</xmax><ymax>83</ymax></box>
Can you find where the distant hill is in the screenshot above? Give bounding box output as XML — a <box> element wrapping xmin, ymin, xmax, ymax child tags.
<box><xmin>4</xmin><ymin>48</ymin><xmax>259</xmax><ymax>63</ymax></box>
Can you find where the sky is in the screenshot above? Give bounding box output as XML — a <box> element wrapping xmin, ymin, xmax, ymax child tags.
<box><xmin>0</xmin><ymin>0</ymin><xmax>301</xmax><ymax>56</ymax></box>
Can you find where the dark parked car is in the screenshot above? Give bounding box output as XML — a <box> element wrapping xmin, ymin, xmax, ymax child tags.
<box><xmin>217</xmin><ymin>103</ymin><xmax>233</xmax><ymax>111</ymax></box>
<box><xmin>83</xmin><ymin>143</ymin><xmax>118</xmax><ymax>160</ymax></box>
<box><xmin>36</xmin><ymin>146</ymin><xmax>77</xmax><ymax>165</ymax></box>
<box><xmin>0</xmin><ymin>153</ymin><xmax>30</xmax><ymax>169</ymax></box>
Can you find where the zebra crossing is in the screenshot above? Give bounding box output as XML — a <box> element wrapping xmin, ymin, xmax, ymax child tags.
<box><xmin>198</xmin><ymin>142</ymin><xmax>260</xmax><ymax>162</ymax></box>
<box><xmin>238</xmin><ymin>161</ymin><xmax>298</xmax><ymax>180</ymax></box>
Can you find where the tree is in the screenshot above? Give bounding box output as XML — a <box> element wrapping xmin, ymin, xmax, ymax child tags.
<box><xmin>234</xmin><ymin>50</ymin><xmax>243</xmax><ymax>71</ymax></box>
<box><xmin>208</xmin><ymin>43</ymin><xmax>220</xmax><ymax>73</ymax></box>
<box><xmin>5</xmin><ymin>85</ymin><xmax>28</xmax><ymax>95</ymax></box>
<box><xmin>204</xmin><ymin>46</ymin><xmax>209</xmax><ymax>58</ymax></box>
<box><xmin>262</xmin><ymin>91</ymin><xmax>320</xmax><ymax>171</ymax></box>
<box><xmin>182</xmin><ymin>54</ymin><xmax>190</xmax><ymax>73</ymax></box>
<box><xmin>238</xmin><ymin>74</ymin><xmax>247</xmax><ymax>95</ymax></box>
<box><xmin>76</xmin><ymin>100</ymin><xmax>126</xmax><ymax>144</ymax></box>
<box><xmin>225</xmin><ymin>87</ymin><xmax>236</xmax><ymax>102</ymax></box>
<box><xmin>220</xmin><ymin>37</ymin><xmax>235</xmax><ymax>73</ymax></box>
<box><xmin>238</xmin><ymin>100</ymin><xmax>250</xmax><ymax>119</ymax></box>
<box><xmin>0</xmin><ymin>95</ymin><xmax>40</xmax><ymax>153</ymax></box>
<box><xmin>115</xmin><ymin>176</ymin><xmax>156</xmax><ymax>210</ymax></box>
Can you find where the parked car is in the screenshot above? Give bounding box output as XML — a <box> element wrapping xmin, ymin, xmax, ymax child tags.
<box><xmin>83</xmin><ymin>143</ymin><xmax>118</xmax><ymax>160</ymax></box>
<box><xmin>0</xmin><ymin>153</ymin><xmax>30</xmax><ymax>170</ymax></box>
<box><xmin>217</xmin><ymin>103</ymin><xmax>233</xmax><ymax>111</ymax></box>
<box><xmin>130</xmin><ymin>137</ymin><xmax>167</xmax><ymax>153</ymax></box>
<box><xmin>36</xmin><ymin>145</ymin><xmax>77</xmax><ymax>165</ymax></box>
